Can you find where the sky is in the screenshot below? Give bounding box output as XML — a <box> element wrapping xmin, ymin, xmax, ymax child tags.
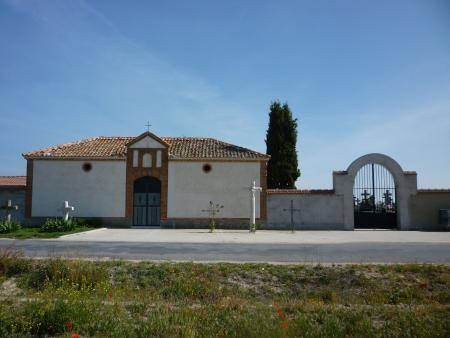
<box><xmin>0</xmin><ymin>0</ymin><xmax>449</xmax><ymax>188</ymax></box>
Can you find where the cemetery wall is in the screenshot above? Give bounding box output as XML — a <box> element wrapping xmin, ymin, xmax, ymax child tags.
<box><xmin>409</xmin><ymin>190</ymin><xmax>450</xmax><ymax>230</ymax></box>
<box><xmin>167</xmin><ymin>161</ymin><xmax>261</xmax><ymax>218</ymax></box>
<box><xmin>265</xmin><ymin>191</ymin><xmax>346</xmax><ymax>230</ymax></box>
<box><xmin>31</xmin><ymin>160</ymin><xmax>127</xmax><ymax>218</ymax></box>
<box><xmin>0</xmin><ymin>190</ymin><xmax>25</xmax><ymax>224</ymax></box>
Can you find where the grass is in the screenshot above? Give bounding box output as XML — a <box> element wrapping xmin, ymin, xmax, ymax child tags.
<box><xmin>0</xmin><ymin>226</ymin><xmax>96</xmax><ymax>239</ymax></box>
<box><xmin>0</xmin><ymin>250</ymin><xmax>449</xmax><ymax>337</ymax></box>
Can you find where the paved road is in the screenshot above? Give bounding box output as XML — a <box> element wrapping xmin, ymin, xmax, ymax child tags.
<box><xmin>1</xmin><ymin>239</ymin><xmax>449</xmax><ymax>263</ymax></box>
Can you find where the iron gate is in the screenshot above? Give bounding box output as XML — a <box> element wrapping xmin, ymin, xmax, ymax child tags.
<box><xmin>353</xmin><ymin>163</ymin><xmax>397</xmax><ymax>229</ymax></box>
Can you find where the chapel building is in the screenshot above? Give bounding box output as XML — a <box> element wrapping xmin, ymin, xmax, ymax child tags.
<box><xmin>23</xmin><ymin>132</ymin><xmax>270</xmax><ymax>227</ymax></box>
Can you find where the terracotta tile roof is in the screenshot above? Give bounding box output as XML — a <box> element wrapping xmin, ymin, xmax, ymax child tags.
<box><xmin>23</xmin><ymin>136</ymin><xmax>270</xmax><ymax>160</ymax></box>
<box><xmin>0</xmin><ymin>176</ymin><xmax>26</xmax><ymax>188</ymax></box>
<box><xmin>267</xmin><ymin>189</ymin><xmax>335</xmax><ymax>194</ymax></box>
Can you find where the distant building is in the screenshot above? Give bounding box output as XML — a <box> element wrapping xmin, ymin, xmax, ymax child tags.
<box><xmin>0</xmin><ymin>176</ymin><xmax>26</xmax><ymax>224</ymax></box>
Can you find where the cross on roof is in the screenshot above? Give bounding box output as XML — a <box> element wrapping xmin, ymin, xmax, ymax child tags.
<box><xmin>145</xmin><ymin>121</ymin><xmax>152</xmax><ymax>132</ymax></box>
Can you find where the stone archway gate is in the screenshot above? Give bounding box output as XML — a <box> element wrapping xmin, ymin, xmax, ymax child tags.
<box><xmin>265</xmin><ymin>153</ymin><xmax>439</xmax><ymax>231</ymax></box>
<box><xmin>333</xmin><ymin>153</ymin><xmax>417</xmax><ymax>230</ymax></box>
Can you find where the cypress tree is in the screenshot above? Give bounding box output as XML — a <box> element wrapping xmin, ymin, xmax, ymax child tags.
<box><xmin>265</xmin><ymin>101</ymin><xmax>300</xmax><ymax>189</ymax></box>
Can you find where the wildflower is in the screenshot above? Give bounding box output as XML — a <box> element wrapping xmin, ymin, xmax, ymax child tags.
<box><xmin>282</xmin><ymin>321</ymin><xmax>289</xmax><ymax>329</ymax></box>
<box><xmin>277</xmin><ymin>309</ymin><xmax>285</xmax><ymax>320</ymax></box>
<box><xmin>65</xmin><ymin>321</ymin><xmax>73</xmax><ymax>329</ymax></box>
<box><xmin>108</xmin><ymin>292</ymin><xmax>113</xmax><ymax>300</ymax></box>
<box><xmin>72</xmin><ymin>334</ymin><xmax>79</xmax><ymax>338</ymax></box>
<box><xmin>273</xmin><ymin>302</ymin><xmax>279</xmax><ymax>309</ymax></box>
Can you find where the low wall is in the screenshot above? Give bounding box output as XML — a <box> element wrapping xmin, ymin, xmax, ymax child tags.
<box><xmin>409</xmin><ymin>190</ymin><xmax>450</xmax><ymax>230</ymax></box>
<box><xmin>266</xmin><ymin>190</ymin><xmax>346</xmax><ymax>230</ymax></box>
<box><xmin>0</xmin><ymin>190</ymin><xmax>25</xmax><ymax>224</ymax></box>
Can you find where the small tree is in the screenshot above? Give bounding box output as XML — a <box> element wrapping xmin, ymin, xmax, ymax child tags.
<box><xmin>265</xmin><ymin>101</ymin><xmax>300</xmax><ymax>189</ymax></box>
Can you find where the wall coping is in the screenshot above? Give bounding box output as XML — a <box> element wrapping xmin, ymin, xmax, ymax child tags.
<box><xmin>417</xmin><ymin>189</ymin><xmax>450</xmax><ymax>193</ymax></box>
<box><xmin>267</xmin><ymin>189</ymin><xmax>335</xmax><ymax>195</ymax></box>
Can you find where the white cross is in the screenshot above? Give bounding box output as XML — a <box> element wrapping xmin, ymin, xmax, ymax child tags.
<box><xmin>248</xmin><ymin>180</ymin><xmax>262</xmax><ymax>231</ymax></box>
<box><xmin>61</xmin><ymin>201</ymin><xmax>75</xmax><ymax>221</ymax></box>
<box><xmin>1</xmin><ymin>200</ymin><xmax>19</xmax><ymax>222</ymax></box>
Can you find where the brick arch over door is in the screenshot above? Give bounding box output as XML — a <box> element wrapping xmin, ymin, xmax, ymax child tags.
<box><xmin>334</xmin><ymin>153</ymin><xmax>417</xmax><ymax>230</ymax></box>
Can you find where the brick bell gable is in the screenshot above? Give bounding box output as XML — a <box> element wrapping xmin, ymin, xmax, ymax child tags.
<box><xmin>125</xmin><ymin>132</ymin><xmax>169</xmax><ymax>222</ymax></box>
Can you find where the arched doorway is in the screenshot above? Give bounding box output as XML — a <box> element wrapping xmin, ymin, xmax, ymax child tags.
<box><xmin>353</xmin><ymin>163</ymin><xmax>397</xmax><ymax>229</ymax></box>
<box><xmin>133</xmin><ymin>176</ymin><xmax>161</xmax><ymax>226</ymax></box>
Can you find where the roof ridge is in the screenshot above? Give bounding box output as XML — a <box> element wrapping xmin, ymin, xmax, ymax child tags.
<box><xmin>209</xmin><ymin>137</ymin><xmax>269</xmax><ymax>156</ymax></box>
<box><xmin>23</xmin><ymin>135</ymin><xmax>270</xmax><ymax>160</ymax></box>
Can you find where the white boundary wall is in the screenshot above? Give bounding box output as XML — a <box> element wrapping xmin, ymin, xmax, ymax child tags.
<box><xmin>267</xmin><ymin>193</ymin><xmax>345</xmax><ymax>229</ymax></box>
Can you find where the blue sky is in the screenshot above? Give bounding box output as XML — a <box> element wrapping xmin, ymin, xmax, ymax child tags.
<box><xmin>1</xmin><ymin>0</ymin><xmax>449</xmax><ymax>188</ymax></box>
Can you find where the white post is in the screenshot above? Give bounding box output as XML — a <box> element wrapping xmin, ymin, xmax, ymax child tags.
<box><xmin>249</xmin><ymin>180</ymin><xmax>262</xmax><ymax>232</ymax></box>
<box><xmin>251</xmin><ymin>184</ymin><xmax>256</xmax><ymax>226</ymax></box>
<box><xmin>62</xmin><ymin>201</ymin><xmax>75</xmax><ymax>221</ymax></box>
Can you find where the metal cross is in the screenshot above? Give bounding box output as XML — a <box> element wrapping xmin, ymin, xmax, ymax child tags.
<box><xmin>1</xmin><ymin>200</ymin><xmax>19</xmax><ymax>222</ymax></box>
<box><xmin>283</xmin><ymin>199</ymin><xmax>301</xmax><ymax>232</ymax></box>
<box><xmin>361</xmin><ymin>189</ymin><xmax>371</xmax><ymax>202</ymax></box>
<box><xmin>61</xmin><ymin>201</ymin><xmax>75</xmax><ymax>221</ymax></box>
<box><xmin>201</xmin><ymin>201</ymin><xmax>224</xmax><ymax>218</ymax></box>
<box><xmin>145</xmin><ymin>121</ymin><xmax>152</xmax><ymax>132</ymax></box>
<box><xmin>383</xmin><ymin>190</ymin><xmax>392</xmax><ymax>204</ymax></box>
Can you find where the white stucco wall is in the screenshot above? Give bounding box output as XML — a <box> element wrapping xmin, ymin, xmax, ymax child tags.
<box><xmin>168</xmin><ymin>161</ymin><xmax>261</xmax><ymax>218</ymax></box>
<box><xmin>32</xmin><ymin>160</ymin><xmax>126</xmax><ymax>217</ymax></box>
<box><xmin>267</xmin><ymin>194</ymin><xmax>345</xmax><ymax>229</ymax></box>
<box><xmin>129</xmin><ymin>136</ymin><xmax>165</xmax><ymax>149</ymax></box>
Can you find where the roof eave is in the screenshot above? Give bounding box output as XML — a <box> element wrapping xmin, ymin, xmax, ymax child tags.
<box><xmin>23</xmin><ymin>156</ymin><xmax>126</xmax><ymax>161</ymax></box>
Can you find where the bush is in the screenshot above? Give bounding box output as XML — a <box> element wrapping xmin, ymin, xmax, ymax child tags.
<box><xmin>0</xmin><ymin>219</ymin><xmax>21</xmax><ymax>234</ymax></box>
<box><xmin>40</xmin><ymin>218</ymin><xmax>77</xmax><ymax>233</ymax></box>
<box><xmin>73</xmin><ymin>217</ymin><xmax>103</xmax><ymax>228</ymax></box>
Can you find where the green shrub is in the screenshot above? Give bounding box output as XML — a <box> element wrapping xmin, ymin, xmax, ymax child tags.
<box><xmin>40</xmin><ymin>218</ymin><xmax>77</xmax><ymax>232</ymax></box>
<box><xmin>73</xmin><ymin>217</ymin><xmax>103</xmax><ymax>228</ymax></box>
<box><xmin>0</xmin><ymin>219</ymin><xmax>21</xmax><ymax>234</ymax></box>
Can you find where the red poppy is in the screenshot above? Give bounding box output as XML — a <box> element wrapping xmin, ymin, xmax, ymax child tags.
<box><xmin>108</xmin><ymin>292</ymin><xmax>113</xmax><ymax>300</ymax></box>
<box><xmin>277</xmin><ymin>309</ymin><xmax>285</xmax><ymax>319</ymax></box>
<box><xmin>72</xmin><ymin>334</ymin><xmax>79</xmax><ymax>338</ymax></box>
<box><xmin>273</xmin><ymin>302</ymin><xmax>279</xmax><ymax>309</ymax></box>
<box><xmin>281</xmin><ymin>321</ymin><xmax>289</xmax><ymax>329</ymax></box>
<box><xmin>65</xmin><ymin>321</ymin><xmax>73</xmax><ymax>329</ymax></box>
<box><xmin>419</xmin><ymin>283</ymin><xmax>428</xmax><ymax>289</ymax></box>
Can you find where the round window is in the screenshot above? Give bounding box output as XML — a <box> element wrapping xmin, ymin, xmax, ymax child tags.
<box><xmin>82</xmin><ymin>163</ymin><xmax>92</xmax><ymax>172</ymax></box>
<box><xmin>202</xmin><ymin>163</ymin><xmax>212</xmax><ymax>173</ymax></box>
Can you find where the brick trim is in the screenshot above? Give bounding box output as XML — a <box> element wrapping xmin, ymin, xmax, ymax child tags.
<box><xmin>125</xmin><ymin>148</ymin><xmax>168</xmax><ymax>223</ymax></box>
<box><xmin>25</xmin><ymin>159</ymin><xmax>33</xmax><ymax>218</ymax></box>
